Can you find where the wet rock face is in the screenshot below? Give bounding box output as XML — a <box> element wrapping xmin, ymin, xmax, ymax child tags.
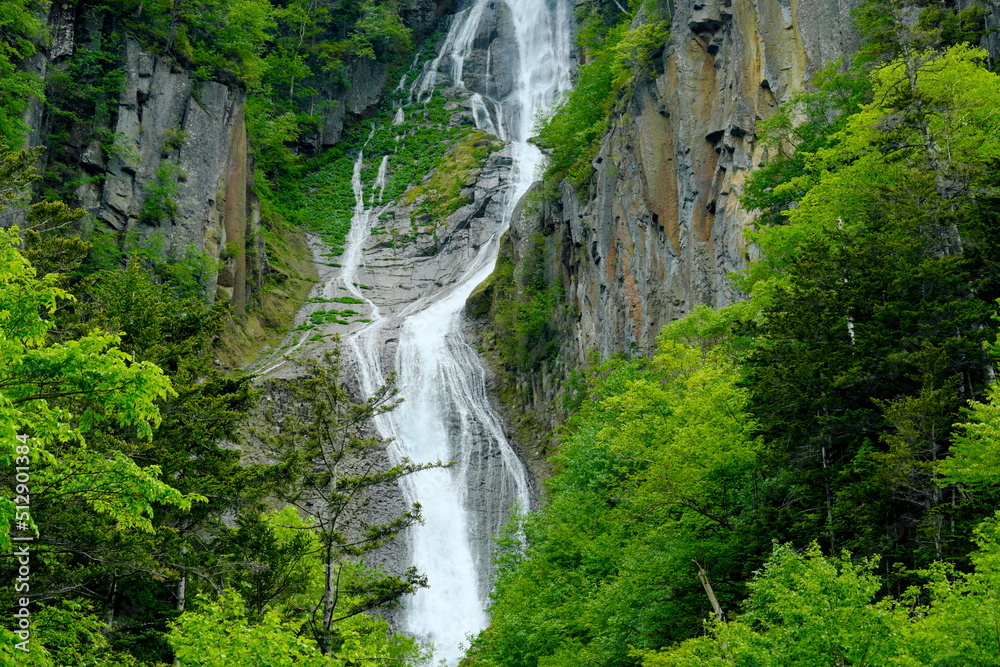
<box><xmin>75</xmin><ymin>39</ymin><xmax>258</xmax><ymax>312</ymax></box>
<box><xmin>318</xmin><ymin>58</ymin><xmax>390</xmax><ymax>147</ymax></box>
<box><xmin>529</xmin><ymin>0</ymin><xmax>863</xmax><ymax>364</ymax></box>
<box><xmin>315</xmin><ymin>0</ymin><xmax>455</xmax><ymax>148</ymax></box>
<box><xmin>401</xmin><ymin>0</ymin><xmax>458</xmax><ymax>37</ymax></box>
<box><xmin>251</xmin><ymin>91</ymin><xmax>516</xmax><ymax>601</ymax></box>
<box><xmin>461</xmin><ymin>0</ymin><xmax>520</xmax><ymax>102</ymax></box>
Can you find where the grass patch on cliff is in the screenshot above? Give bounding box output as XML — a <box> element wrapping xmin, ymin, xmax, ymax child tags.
<box><xmin>537</xmin><ymin>3</ymin><xmax>668</xmax><ymax>192</ymax></box>
<box><xmin>217</xmin><ymin>214</ymin><xmax>318</xmax><ymax>368</ymax></box>
<box><xmin>481</xmin><ymin>232</ymin><xmax>563</xmax><ymax>374</ymax></box>
<box><xmin>273</xmin><ymin>90</ymin><xmax>487</xmax><ymax>255</ymax></box>
<box><xmin>404</xmin><ymin>130</ymin><xmax>502</xmax><ymax>229</ymax></box>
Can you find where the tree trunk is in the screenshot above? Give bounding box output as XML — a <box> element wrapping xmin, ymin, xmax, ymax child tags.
<box><xmin>693</xmin><ymin>560</ymin><xmax>725</xmax><ymax>624</ymax></box>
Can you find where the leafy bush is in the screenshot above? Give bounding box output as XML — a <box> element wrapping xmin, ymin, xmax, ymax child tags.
<box><xmin>0</xmin><ymin>0</ymin><xmax>44</xmax><ymax>146</ymax></box>
<box><xmin>489</xmin><ymin>232</ymin><xmax>563</xmax><ymax>373</ymax></box>
<box><xmin>140</xmin><ymin>162</ymin><xmax>183</xmax><ymax>226</ymax></box>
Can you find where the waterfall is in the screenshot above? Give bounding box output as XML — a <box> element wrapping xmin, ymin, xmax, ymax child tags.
<box><xmin>353</xmin><ymin>2</ymin><xmax>573</xmax><ymax>663</ymax></box>
<box><xmin>264</xmin><ymin>1</ymin><xmax>574</xmax><ymax>663</ymax></box>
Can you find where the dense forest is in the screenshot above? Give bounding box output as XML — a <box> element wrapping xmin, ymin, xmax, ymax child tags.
<box><xmin>1</xmin><ymin>0</ymin><xmax>1000</xmax><ymax>665</ymax></box>
<box><xmin>471</xmin><ymin>2</ymin><xmax>1000</xmax><ymax>665</ymax></box>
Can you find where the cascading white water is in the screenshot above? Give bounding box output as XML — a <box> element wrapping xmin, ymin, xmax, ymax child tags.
<box><xmin>376</xmin><ymin>156</ymin><xmax>390</xmax><ymax>203</ymax></box>
<box><xmin>254</xmin><ymin>7</ymin><xmax>574</xmax><ymax>656</ymax></box>
<box><xmin>344</xmin><ymin>2</ymin><xmax>573</xmax><ymax>664</ymax></box>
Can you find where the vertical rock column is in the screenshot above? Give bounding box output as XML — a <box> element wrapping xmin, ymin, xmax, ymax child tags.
<box><xmin>221</xmin><ymin>102</ymin><xmax>248</xmax><ymax>316</ymax></box>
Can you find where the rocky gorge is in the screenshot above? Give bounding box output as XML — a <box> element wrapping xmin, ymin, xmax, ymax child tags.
<box><xmin>7</xmin><ymin>0</ymin><xmax>1000</xmax><ymax>663</ymax></box>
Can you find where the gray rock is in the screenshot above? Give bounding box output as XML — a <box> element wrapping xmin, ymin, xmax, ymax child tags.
<box><xmin>557</xmin><ymin>0</ymin><xmax>863</xmax><ymax>357</ymax></box>
<box><xmin>493</xmin><ymin>0</ymin><xmax>868</xmax><ymax>441</ymax></box>
<box><xmin>47</xmin><ymin>1</ymin><xmax>76</xmax><ymax>60</ymax></box>
<box><xmin>462</xmin><ymin>0</ymin><xmax>520</xmax><ymax>102</ymax></box>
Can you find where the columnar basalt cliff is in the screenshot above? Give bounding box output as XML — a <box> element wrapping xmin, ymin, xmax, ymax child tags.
<box><xmin>541</xmin><ymin>0</ymin><xmax>862</xmax><ymax>357</ymax></box>
<box><xmin>480</xmin><ymin>0</ymin><xmax>868</xmax><ymax>448</ymax></box>
<box><xmin>89</xmin><ymin>38</ymin><xmax>261</xmax><ymax>312</ymax></box>
<box><xmin>21</xmin><ymin>0</ymin><xmax>452</xmax><ymax>317</ymax></box>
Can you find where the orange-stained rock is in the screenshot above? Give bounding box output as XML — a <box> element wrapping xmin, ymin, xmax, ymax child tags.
<box><xmin>535</xmin><ymin>0</ymin><xmax>862</xmax><ymax>363</ymax></box>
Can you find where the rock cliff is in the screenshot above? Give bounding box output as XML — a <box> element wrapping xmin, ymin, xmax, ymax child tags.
<box><xmin>22</xmin><ymin>0</ymin><xmax>451</xmax><ymax>318</ymax></box>
<box><xmin>481</xmin><ymin>0</ymin><xmax>864</xmax><ymax>441</ymax></box>
<box><xmin>532</xmin><ymin>0</ymin><xmax>862</xmax><ymax>360</ymax></box>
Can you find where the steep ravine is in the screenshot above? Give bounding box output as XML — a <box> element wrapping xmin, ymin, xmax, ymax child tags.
<box><xmin>252</xmin><ymin>1</ymin><xmax>573</xmax><ymax>662</ymax></box>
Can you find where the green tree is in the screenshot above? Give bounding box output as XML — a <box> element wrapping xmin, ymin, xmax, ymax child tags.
<box><xmin>169</xmin><ymin>588</ymin><xmax>422</xmax><ymax>667</ymax></box>
<box><xmin>0</xmin><ymin>225</ymin><xmax>192</xmax><ymax>547</ymax></box>
<box><xmin>937</xmin><ymin>381</ymin><xmax>1000</xmax><ymax>490</ymax></box>
<box><xmin>222</xmin><ymin>506</ymin><xmax>319</xmax><ymax>617</ymax></box>
<box><xmin>260</xmin><ymin>347</ymin><xmax>433</xmax><ymax>654</ymax></box>
<box><xmin>734</xmin><ymin>44</ymin><xmax>1000</xmax><ymax>569</ymax></box>
<box><xmin>640</xmin><ymin>513</ymin><xmax>1000</xmax><ymax>666</ymax></box>
<box><xmin>639</xmin><ymin>544</ymin><xmax>898</xmax><ymax>666</ymax></box>
<box><xmin>0</xmin><ymin>225</ymin><xmax>203</xmax><ymax>660</ymax></box>
<box><xmin>470</xmin><ymin>339</ymin><xmax>764</xmax><ymax>667</ymax></box>
<box><xmin>39</xmin><ymin>260</ymin><xmax>266</xmax><ymax>660</ymax></box>
<box><xmin>0</xmin><ymin>0</ymin><xmax>43</xmax><ymax>146</ymax></box>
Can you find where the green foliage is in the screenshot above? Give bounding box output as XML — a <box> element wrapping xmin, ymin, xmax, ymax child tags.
<box><xmin>487</xmin><ymin>232</ymin><xmax>564</xmax><ymax>373</ymax></box>
<box><xmin>245</xmin><ymin>0</ymin><xmax>415</xmax><ymax>183</ymax></box>
<box><xmin>0</xmin><ymin>146</ymin><xmax>41</xmax><ymax>210</ymax></box>
<box><xmin>222</xmin><ymin>506</ymin><xmax>319</xmax><ymax>616</ymax></box>
<box><xmin>40</xmin><ymin>42</ymin><xmax>126</xmax><ymax>200</ymax></box>
<box><xmin>89</xmin><ymin>0</ymin><xmax>277</xmax><ymax>88</ymax></box>
<box><xmin>0</xmin><ymin>0</ymin><xmax>43</xmax><ymax>147</ymax></box>
<box><xmin>0</xmin><ymin>224</ymin><xmax>194</xmax><ymax>553</ymax></box>
<box><xmin>853</xmin><ymin>0</ymin><xmax>992</xmax><ymax>68</ymax></box>
<box><xmin>112</xmin><ymin>231</ymin><xmax>219</xmax><ymax>298</ymax></box>
<box><xmin>162</xmin><ymin>128</ymin><xmax>191</xmax><ymax>152</ymax></box>
<box><xmin>740</xmin><ymin>58</ymin><xmax>870</xmax><ymax>230</ymax></box>
<box><xmin>259</xmin><ymin>347</ymin><xmax>434</xmax><ymax>653</ymax></box>
<box><xmin>404</xmin><ymin>130</ymin><xmax>500</xmax><ymax>228</ymax></box>
<box><xmin>4</xmin><ymin>598</ymin><xmax>149</xmax><ymax>667</ymax></box>
<box><xmin>246</xmin><ymin>93</ymin><xmax>303</xmax><ymax>178</ymax></box>
<box><xmin>536</xmin><ymin>5</ymin><xmax>668</xmax><ymax>191</ymax></box>
<box><xmin>483</xmin><ymin>19</ymin><xmax>1000</xmax><ymax>667</ymax></box>
<box><xmin>729</xmin><ymin>45</ymin><xmax>1000</xmax><ymax>567</ymax></box>
<box><xmin>641</xmin><ymin>513</ymin><xmax>1000</xmax><ymax>665</ymax></box>
<box><xmin>275</xmin><ymin>89</ymin><xmax>479</xmax><ymax>254</ymax></box>
<box><xmin>937</xmin><ymin>381</ymin><xmax>1000</xmax><ymax>489</ymax></box>
<box><xmin>140</xmin><ymin>163</ymin><xmax>184</xmax><ymax>226</ymax></box>
<box><xmin>470</xmin><ymin>340</ymin><xmax>765</xmax><ymax>667</ymax></box>
<box><xmin>309</xmin><ymin>308</ymin><xmax>360</xmax><ymax>325</ymax></box>
<box><xmin>0</xmin><ymin>243</ymin><xmax>264</xmax><ymax>663</ymax></box>
<box><xmin>349</xmin><ymin>1</ymin><xmax>412</xmax><ymax>61</ymax></box>
<box><xmin>163</xmin><ymin>244</ymin><xmax>218</xmax><ymax>299</ymax></box>
<box><xmin>169</xmin><ymin>588</ymin><xmax>422</xmax><ymax>667</ymax></box>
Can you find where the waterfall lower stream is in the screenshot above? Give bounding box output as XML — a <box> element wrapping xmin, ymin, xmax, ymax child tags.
<box><xmin>258</xmin><ymin>2</ymin><xmax>572</xmax><ymax>663</ymax></box>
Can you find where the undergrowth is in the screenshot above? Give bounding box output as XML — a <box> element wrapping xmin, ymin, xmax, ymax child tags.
<box><xmin>273</xmin><ymin>88</ymin><xmax>485</xmax><ymax>255</ymax></box>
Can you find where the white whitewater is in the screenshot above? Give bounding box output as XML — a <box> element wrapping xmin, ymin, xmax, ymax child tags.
<box><xmin>345</xmin><ymin>2</ymin><xmax>574</xmax><ymax>664</ymax></box>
